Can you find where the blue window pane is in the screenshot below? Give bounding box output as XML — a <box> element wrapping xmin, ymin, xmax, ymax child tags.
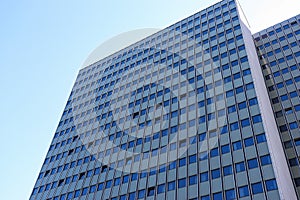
<box><xmin>236</xmin><ymin>162</ymin><xmax>245</xmax><ymax>172</ymax></box>
<box><xmin>179</xmin><ymin>157</ymin><xmax>186</xmax><ymax>167</ymax></box>
<box><xmin>238</xmin><ymin>102</ymin><xmax>247</xmax><ymax>110</ymax></box>
<box><xmin>168</xmin><ymin>181</ymin><xmax>176</xmax><ymax>191</ymax></box>
<box><xmin>238</xmin><ymin>186</ymin><xmax>249</xmax><ymax>197</ymax></box>
<box><xmin>189</xmin><ymin>154</ymin><xmax>197</xmax><ymax>164</ymax></box>
<box><xmin>241</xmin><ymin>119</ymin><xmax>250</xmax><ymax>127</ymax></box>
<box><xmin>223</xmin><ymin>165</ymin><xmax>233</xmax><ymax>176</ymax></box>
<box><xmin>249</xmin><ymin>98</ymin><xmax>258</xmax><ymax>106</ymax></box>
<box><xmin>131</xmin><ymin>173</ymin><xmax>138</xmax><ymax>181</ymax></box>
<box><xmin>221</xmin><ymin>144</ymin><xmax>230</xmax><ymax>154</ymax></box>
<box><xmin>252</xmin><ymin>115</ymin><xmax>262</xmax><ymax>123</ymax></box>
<box><xmin>199</xmin><ymin>133</ymin><xmax>207</xmax><ymax>141</ymax></box>
<box><xmin>248</xmin><ymin>158</ymin><xmax>258</xmax><ymax>169</ymax></box>
<box><xmin>228</xmin><ymin>105</ymin><xmax>236</xmax><ymax>113</ymax></box>
<box><xmin>256</xmin><ymin>134</ymin><xmax>266</xmax><ymax>143</ymax></box>
<box><xmin>244</xmin><ymin>137</ymin><xmax>254</xmax><ymax>147</ymax></box>
<box><xmin>60</xmin><ymin>194</ymin><xmax>66</xmax><ymax>200</ymax></box>
<box><xmin>213</xmin><ymin>192</ymin><xmax>222</xmax><ymax>200</ymax></box>
<box><xmin>226</xmin><ymin>90</ymin><xmax>234</xmax><ymax>97</ymax></box>
<box><xmin>246</xmin><ymin>83</ymin><xmax>254</xmax><ymax>90</ymax></box>
<box><xmin>74</xmin><ymin>190</ymin><xmax>80</xmax><ymax>198</ymax></box>
<box><xmin>81</xmin><ymin>187</ymin><xmax>88</xmax><ymax>195</ymax></box>
<box><xmin>97</xmin><ymin>183</ymin><xmax>104</xmax><ymax>191</ymax></box>
<box><xmin>225</xmin><ymin>189</ymin><xmax>236</xmax><ymax>200</ymax></box>
<box><xmin>200</xmin><ymin>152</ymin><xmax>208</xmax><ymax>161</ymax></box>
<box><xmin>220</xmin><ymin>125</ymin><xmax>228</xmax><ymax>134</ymax></box>
<box><xmin>178</xmin><ymin>178</ymin><xmax>186</xmax><ymax>188</ymax></box>
<box><xmin>261</xmin><ymin>155</ymin><xmax>272</xmax><ymax>165</ymax></box>
<box><xmin>138</xmin><ymin>190</ymin><xmax>145</xmax><ymax>199</ymax></box>
<box><xmin>233</xmin><ymin>141</ymin><xmax>242</xmax><ymax>151</ymax></box>
<box><xmin>230</xmin><ymin>122</ymin><xmax>239</xmax><ymax>131</ymax></box>
<box><xmin>289</xmin><ymin>122</ymin><xmax>298</xmax><ymax>130</ymax></box>
<box><xmin>200</xmin><ymin>172</ymin><xmax>209</xmax><ymax>182</ymax></box>
<box><xmin>157</xmin><ymin>184</ymin><xmax>165</xmax><ymax>194</ymax></box>
<box><xmin>211</xmin><ymin>169</ymin><xmax>220</xmax><ymax>179</ymax></box>
<box><xmin>295</xmin><ymin>139</ymin><xmax>300</xmax><ymax>146</ymax></box>
<box><xmin>201</xmin><ymin>195</ymin><xmax>210</xmax><ymax>200</ymax></box>
<box><xmin>252</xmin><ymin>182</ymin><xmax>263</xmax><ymax>194</ymax></box>
<box><xmin>114</xmin><ymin>178</ymin><xmax>120</xmax><ymax>186</ymax></box>
<box><xmin>123</xmin><ymin>175</ymin><xmax>129</xmax><ymax>183</ymax></box>
<box><xmin>210</xmin><ymin>148</ymin><xmax>219</xmax><ymax>157</ymax></box>
<box><xmin>189</xmin><ymin>175</ymin><xmax>197</xmax><ymax>185</ymax></box>
<box><xmin>147</xmin><ymin>187</ymin><xmax>155</xmax><ymax>196</ymax></box>
<box><xmin>266</xmin><ymin>179</ymin><xmax>278</xmax><ymax>191</ymax></box>
<box><xmin>105</xmin><ymin>180</ymin><xmax>112</xmax><ymax>188</ymax></box>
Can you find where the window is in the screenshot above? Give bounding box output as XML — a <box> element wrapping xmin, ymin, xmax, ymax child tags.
<box><xmin>213</xmin><ymin>192</ymin><xmax>222</xmax><ymax>200</ymax></box>
<box><xmin>211</xmin><ymin>169</ymin><xmax>220</xmax><ymax>179</ymax></box>
<box><xmin>244</xmin><ymin>137</ymin><xmax>254</xmax><ymax>147</ymax></box>
<box><xmin>230</xmin><ymin>122</ymin><xmax>239</xmax><ymax>131</ymax></box>
<box><xmin>266</xmin><ymin>179</ymin><xmax>278</xmax><ymax>191</ymax></box>
<box><xmin>261</xmin><ymin>155</ymin><xmax>272</xmax><ymax>165</ymax></box>
<box><xmin>179</xmin><ymin>158</ymin><xmax>186</xmax><ymax>167</ymax></box>
<box><xmin>199</xmin><ymin>133</ymin><xmax>206</xmax><ymax>141</ymax></box>
<box><xmin>200</xmin><ymin>172</ymin><xmax>209</xmax><ymax>182</ymax></box>
<box><xmin>248</xmin><ymin>158</ymin><xmax>258</xmax><ymax>169</ymax></box>
<box><xmin>178</xmin><ymin>178</ymin><xmax>186</xmax><ymax>188</ymax></box>
<box><xmin>226</xmin><ymin>90</ymin><xmax>234</xmax><ymax>98</ymax></box>
<box><xmin>252</xmin><ymin>182</ymin><xmax>263</xmax><ymax>194</ymax></box>
<box><xmin>295</xmin><ymin>138</ymin><xmax>300</xmax><ymax>146</ymax></box>
<box><xmin>81</xmin><ymin>187</ymin><xmax>88</xmax><ymax>196</ymax></box>
<box><xmin>210</xmin><ymin>148</ymin><xmax>219</xmax><ymax>157</ymax></box>
<box><xmin>256</xmin><ymin>134</ymin><xmax>266</xmax><ymax>143</ymax></box>
<box><xmin>289</xmin><ymin>122</ymin><xmax>298</xmax><ymax>130</ymax></box>
<box><xmin>114</xmin><ymin>178</ymin><xmax>120</xmax><ymax>186</ymax></box>
<box><xmin>105</xmin><ymin>180</ymin><xmax>112</xmax><ymax>188</ymax></box>
<box><xmin>223</xmin><ymin>165</ymin><xmax>233</xmax><ymax>176</ymax></box>
<box><xmin>233</xmin><ymin>141</ymin><xmax>242</xmax><ymax>151</ymax></box>
<box><xmin>238</xmin><ymin>186</ymin><xmax>249</xmax><ymax>197</ymax></box>
<box><xmin>289</xmin><ymin>158</ymin><xmax>298</xmax><ymax>166</ymax></box>
<box><xmin>238</xmin><ymin>101</ymin><xmax>247</xmax><ymax>110</ymax></box>
<box><xmin>221</xmin><ymin>144</ymin><xmax>230</xmax><ymax>154</ymax></box>
<box><xmin>200</xmin><ymin>152</ymin><xmax>208</xmax><ymax>161</ymax></box>
<box><xmin>189</xmin><ymin>154</ymin><xmax>197</xmax><ymax>164</ymax></box>
<box><xmin>201</xmin><ymin>195</ymin><xmax>210</xmax><ymax>200</ymax></box>
<box><xmin>157</xmin><ymin>184</ymin><xmax>165</xmax><ymax>194</ymax></box>
<box><xmin>220</xmin><ymin>125</ymin><xmax>228</xmax><ymax>134</ymax></box>
<box><xmin>138</xmin><ymin>190</ymin><xmax>145</xmax><ymax>199</ymax></box>
<box><xmin>97</xmin><ymin>183</ymin><xmax>104</xmax><ymax>191</ymax></box>
<box><xmin>241</xmin><ymin>119</ymin><xmax>250</xmax><ymax>127</ymax></box>
<box><xmin>168</xmin><ymin>181</ymin><xmax>176</xmax><ymax>191</ymax></box>
<box><xmin>189</xmin><ymin>175</ymin><xmax>197</xmax><ymax>185</ymax></box>
<box><xmin>225</xmin><ymin>189</ymin><xmax>236</xmax><ymax>200</ymax></box>
<box><xmin>235</xmin><ymin>162</ymin><xmax>245</xmax><ymax>172</ymax></box>
<box><xmin>249</xmin><ymin>98</ymin><xmax>258</xmax><ymax>106</ymax></box>
<box><xmin>228</xmin><ymin>105</ymin><xmax>236</xmax><ymax>113</ymax></box>
<box><xmin>147</xmin><ymin>187</ymin><xmax>155</xmax><ymax>196</ymax></box>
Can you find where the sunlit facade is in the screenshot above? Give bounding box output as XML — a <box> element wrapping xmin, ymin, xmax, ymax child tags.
<box><xmin>30</xmin><ymin>1</ymin><xmax>299</xmax><ymax>199</ymax></box>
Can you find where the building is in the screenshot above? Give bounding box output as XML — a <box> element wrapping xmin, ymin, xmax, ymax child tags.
<box><xmin>254</xmin><ymin>14</ymin><xmax>300</xmax><ymax>197</ymax></box>
<box><xmin>30</xmin><ymin>0</ymin><xmax>300</xmax><ymax>199</ymax></box>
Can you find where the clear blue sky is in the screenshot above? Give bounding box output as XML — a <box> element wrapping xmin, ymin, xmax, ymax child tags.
<box><xmin>0</xmin><ymin>0</ymin><xmax>299</xmax><ymax>199</ymax></box>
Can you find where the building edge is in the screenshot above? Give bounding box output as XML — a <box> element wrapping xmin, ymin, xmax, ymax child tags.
<box><xmin>236</xmin><ymin>1</ymin><xmax>298</xmax><ymax>199</ymax></box>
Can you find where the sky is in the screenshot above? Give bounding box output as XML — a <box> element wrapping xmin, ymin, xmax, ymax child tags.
<box><xmin>0</xmin><ymin>0</ymin><xmax>299</xmax><ymax>199</ymax></box>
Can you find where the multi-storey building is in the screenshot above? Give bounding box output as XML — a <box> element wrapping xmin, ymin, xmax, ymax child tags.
<box><xmin>30</xmin><ymin>0</ymin><xmax>300</xmax><ymax>199</ymax></box>
<box><xmin>254</xmin><ymin>14</ymin><xmax>300</xmax><ymax>197</ymax></box>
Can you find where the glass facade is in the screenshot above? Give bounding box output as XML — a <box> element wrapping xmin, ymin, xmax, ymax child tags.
<box><xmin>30</xmin><ymin>0</ymin><xmax>299</xmax><ymax>199</ymax></box>
<box><xmin>254</xmin><ymin>14</ymin><xmax>300</xmax><ymax>197</ymax></box>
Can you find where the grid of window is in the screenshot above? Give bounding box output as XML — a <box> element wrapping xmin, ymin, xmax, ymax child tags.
<box><xmin>254</xmin><ymin>13</ymin><xmax>300</xmax><ymax>196</ymax></box>
<box><xmin>29</xmin><ymin>0</ymin><xmax>288</xmax><ymax>200</ymax></box>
